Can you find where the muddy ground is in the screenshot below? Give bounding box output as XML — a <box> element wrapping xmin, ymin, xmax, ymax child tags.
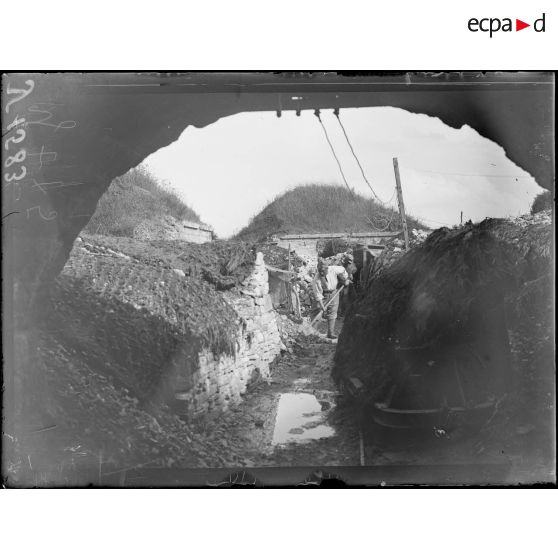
<box><xmin>189</xmin><ymin>334</ymin><xmax>361</xmax><ymax>469</ymax></box>
<box><xmin>185</xmin><ymin>314</ymin><xmax>554</xmax><ymax>484</ymax></box>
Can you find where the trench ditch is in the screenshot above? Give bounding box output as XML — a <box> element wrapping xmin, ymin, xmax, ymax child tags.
<box><xmin>5</xmin><ymin>210</ymin><xmax>554</xmax><ymax>485</ymax></box>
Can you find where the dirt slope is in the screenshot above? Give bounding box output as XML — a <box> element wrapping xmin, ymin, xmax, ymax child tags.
<box><xmin>6</xmin><ymin>235</ymin><xmax>261</xmax><ymax>485</ymax></box>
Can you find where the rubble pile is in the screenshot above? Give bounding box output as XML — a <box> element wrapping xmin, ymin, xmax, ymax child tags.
<box><xmin>256</xmin><ymin>242</ymin><xmax>306</xmax><ymax>270</ymax></box>
<box><xmin>79</xmin><ymin>234</ymin><xmax>257</xmax><ymax>291</ymax></box>
<box><xmin>358</xmin><ymin>228</ymin><xmax>445</xmax><ymax>290</ymax></box>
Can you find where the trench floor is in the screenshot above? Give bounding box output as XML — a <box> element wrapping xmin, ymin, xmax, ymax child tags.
<box><xmin>187</xmin><ymin>325</ymin><xmax>553</xmax><ymax>483</ymax></box>
<box><xmin>188</xmin><ymin>337</ymin><xmax>361</xmax><ymax>468</ymax></box>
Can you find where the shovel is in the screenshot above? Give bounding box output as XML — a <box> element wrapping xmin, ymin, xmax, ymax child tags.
<box><xmin>310</xmin><ymin>285</ymin><xmax>344</xmax><ymax>327</ymax></box>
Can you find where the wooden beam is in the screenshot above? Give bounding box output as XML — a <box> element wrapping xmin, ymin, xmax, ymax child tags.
<box><xmin>287</xmin><ymin>243</ymin><xmax>292</xmax><ymax>312</ymax></box>
<box><xmin>278</xmin><ymin>231</ymin><xmax>402</xmax><ymax>240</ymax></box>
<box><xmin>392</xmin><ymin>157</ymin><xmax>410</xmax><ymax>250</ymax></box>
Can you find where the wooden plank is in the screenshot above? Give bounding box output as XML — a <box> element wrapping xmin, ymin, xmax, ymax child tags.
<box><xmin>279</xmin><ymin>231</ymin><xmax>402</xmax><ymax>240</ymax></box>
<box><xmin>264</xmin><ymin>264</ymin><xmax>296</xmax><ymax>275</ymax></box>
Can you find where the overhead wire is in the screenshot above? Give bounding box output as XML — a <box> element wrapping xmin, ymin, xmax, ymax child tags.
<box><xmin>314</xmin><ymin>108</ymin><xmax>408</xmax><ymax>233</ymax></box>
<box><xmin>313</xmin><ymin>113</ymin><xmax>524</xmax><ymax>234</ymax></box>
<box><xmin>384</xmin><ymin>186</ymin><xmax>397</xmax><ymax>207</ymax></box>
<box><xmin>315</xmin><ymin>116</ymin><xmax>507</xmax><ymax>232</ymax></box>
<box><xmin>314</xmin><ymin>109</ymin><xmax>355</xmax><ymax>197</ymax></box>
<box><xmin>401</xmin><ymin>165</ymin><xmax>527</xmax><ymax>179</ymax></box>
<box><xmin>398</xmin><ymin>165</ymin><xmax>517</xmax><ymax>228</ymax></box>
<box><xmin>315</xmin><ymin>109</ymin><xmax>382</xmax><ymax>231</ymax></box>
<box><xmin>334</xmin><ymin>110</ymin><xmax>386</xmax><ymax>203</ymax></box>
<box><xmin>333</xmin><ymin>110</ymin><xmax>402</xmax><ymax>231</ymax></box>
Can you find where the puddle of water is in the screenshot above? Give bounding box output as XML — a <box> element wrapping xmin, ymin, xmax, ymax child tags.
<box><xmin>272</xmin><ymin>392</ymin><xmax>335</xmax><ymax>446</ymax></box>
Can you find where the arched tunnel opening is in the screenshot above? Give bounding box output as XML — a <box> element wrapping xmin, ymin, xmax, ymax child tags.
<box><xmin>2</xmin><ymin>72</ymin><xmax>554</xmax><ymax>486</ymax></box>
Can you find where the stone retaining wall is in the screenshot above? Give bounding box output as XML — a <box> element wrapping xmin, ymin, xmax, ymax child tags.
<box><xmin>173</xmin><ymin>253</ymin><xmax>283</xmax><ymax>419</ymax></box>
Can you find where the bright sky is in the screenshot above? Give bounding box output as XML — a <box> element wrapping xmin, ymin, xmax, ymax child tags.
<box><xmin>144</xmin><ymin>106</ymin><xmax>544</xmax><ymax>238</ymax></box>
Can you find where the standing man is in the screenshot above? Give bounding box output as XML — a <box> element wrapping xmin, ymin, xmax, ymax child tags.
<box><xmin>312</xmin><ymin>258</ymin><xmax>350</xmax><ymax>340</ymax></box>
<box><xmin>342</xmin><ymin>252</ymin><xmax>358</xmax><ymax>281</ymax></box>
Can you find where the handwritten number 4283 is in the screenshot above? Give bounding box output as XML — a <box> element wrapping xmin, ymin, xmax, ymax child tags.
<box><xmin>4</xmin><ymin>79</ymin><xmax>58</xmax><ymax>222</ymax></box>
<box><xmin>3</xmin><ymin>81</ymin><xmax>34</xmax><ymax>182</ymax></box>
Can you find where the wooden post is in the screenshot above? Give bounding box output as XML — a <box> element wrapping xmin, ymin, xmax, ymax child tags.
<box><xmin>293</xmin><ymin>288</ymin><xmax>301</xmax><ymax>320</ymax></box>
<box><xmin>392</xmin><ymin>157</ymin><xmax>410</xmax><ymax>251</ymax></box>
<box><xmin>460</xmin><ymin>211</ymin><xmax>463</xmax><ymax>225</ymax></box>
<box><xmin>287</xmin><ymin>243</ymin><xmax>292</xmax><ymax>312</ymax></box>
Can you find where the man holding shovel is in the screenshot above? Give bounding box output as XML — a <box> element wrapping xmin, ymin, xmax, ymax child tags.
<box><xmin>312</xmin><ymin>258</ymin><xmax>350</xmax><ymax>340</ymax></box>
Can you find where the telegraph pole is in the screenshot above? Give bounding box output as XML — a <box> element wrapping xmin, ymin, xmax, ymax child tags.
<box><xmin>392</xmin><ymin>157</ymin><xmax>410</xmax><ymax>250</ymax></box>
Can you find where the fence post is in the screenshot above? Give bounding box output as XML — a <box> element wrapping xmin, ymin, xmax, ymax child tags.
<box><xmin>287</xmin><ymin>243</ymin><xmax>292</xmax><ymax>312</ymax></box>
<box><xmin>393</xmin><ymin>157</ymin><xmax>410</xmax><ymax>250</ymax></box>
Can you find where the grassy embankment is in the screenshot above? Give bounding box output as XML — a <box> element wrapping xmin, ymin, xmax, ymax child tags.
<box><xmin>235</xmin><ymin>183</ymin><xmax>425</xmax><ymax>242</ymax></box>
<box><xmin>85</xmin><ymin>165</ymin><xmax>202</xmax><ymax>237</ymax></box>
